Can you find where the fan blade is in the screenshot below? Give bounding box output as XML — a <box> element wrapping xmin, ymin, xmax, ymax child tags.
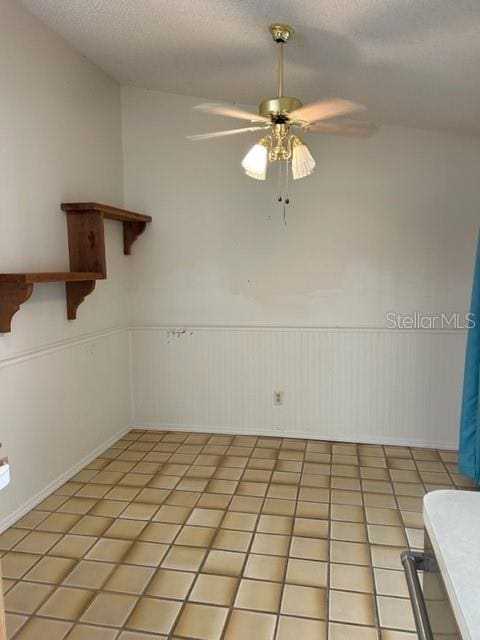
<box><xmin>187</xmin><ymin>126</ymin><xmax>267</xmax><ymax>141</ymax></box>
<box><xmin>289</xmin><ymin>98</ymin><xmax>365</xmax><ymax>124</ymax></box>
<box><xmin>194</xmin><ymin>102</ymin><xmax>268</xmax><ymax>123</ymax></box>
<box><xmin>307</xmin><ymin>120</ymin><xmax>379</xmax><ymax>137</ymax></box>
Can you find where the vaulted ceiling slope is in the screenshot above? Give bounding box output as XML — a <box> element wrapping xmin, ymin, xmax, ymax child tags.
<box><xmin>20</xmin><ymin>0</ymin><xmax>480</xmax><ymax>135</ymax></box>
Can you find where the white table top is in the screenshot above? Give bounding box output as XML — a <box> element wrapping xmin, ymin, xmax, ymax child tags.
<box><xmin>424</xmin><ymin>490</ymin><xmax>480</xmax><ymax>640</ymax></box>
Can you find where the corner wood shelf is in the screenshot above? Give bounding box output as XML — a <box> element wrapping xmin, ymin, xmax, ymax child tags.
<box><xmin>61</xmin><ymin>202</ymin><xmax>151</xmax><ymax>256</ymax></box>
<box><xmin>0</xmin><ymin>203</ymin><xmax>152</xmax><ymax>333</ymax></box>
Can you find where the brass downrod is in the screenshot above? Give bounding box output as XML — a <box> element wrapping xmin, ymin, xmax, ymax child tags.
<box><xmin>277</xmin><ymin>41</ymin><xmax>285</xmax><ymax>97</ymax></box>
<box><xmin>269</xmin><ymin>24</ymin><xmax>294</xmax><ymax>97</ymax></box>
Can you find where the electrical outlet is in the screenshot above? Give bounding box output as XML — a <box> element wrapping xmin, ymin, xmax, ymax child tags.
<box><xmin>274</xmin><ymin>391</ymin><xmax>284</xmax><ymax>405</ymax></box>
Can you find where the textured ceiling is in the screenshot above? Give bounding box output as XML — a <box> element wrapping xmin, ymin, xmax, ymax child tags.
<box><xmin>20</xmin><ymin>0</ymin><xmax>480</xmax><ymax>134</ymax></box>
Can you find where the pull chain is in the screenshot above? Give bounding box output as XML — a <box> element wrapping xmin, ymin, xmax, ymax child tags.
<box><xmin>283</xmin><ymin>158</ymin><xmax>290</xmax><ymax>225</ymax></box>
<box><xmin>277</xmin><ymin>159</ymin><xmax>283</xmax><ymax>203</ymax></box>
<box><xmin>277</xmin><ymin>160</ymin><xmax>290</xmax><ymax>225</ymax></box>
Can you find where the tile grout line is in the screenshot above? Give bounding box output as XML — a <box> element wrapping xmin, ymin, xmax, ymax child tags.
<box><xmin>8</xmin><ymin>429</ymin><xmax>149</xmax><ymax>639</ymax></box>
<box><xmin>216</xmin><ymin>434</ymin><xmax>275</xmax><ymax>640</ymax></box>
<box><xmin>270</xmin><ymin>438</ymin><xmax>305</xmax><ymax>640</ymax></box>
<box><xmin>170</xmin><ymin>434</ymin><xmax>261</xmax><ymax>640</ymax></box>
<box><xmin>2</xmin><ymin>429</ymin><xmax>466</xmax><ymax>640</ymax></box>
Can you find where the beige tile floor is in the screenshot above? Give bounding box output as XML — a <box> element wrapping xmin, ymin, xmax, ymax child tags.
<box><xmin>0</xmin><ymin>430</ymin><xmax>476</xmax><ymax>639</ymax></box>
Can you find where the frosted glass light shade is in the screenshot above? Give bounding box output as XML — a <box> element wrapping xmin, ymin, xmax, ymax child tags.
<box><xmin>292</xmin><ymin>140</ymin><xmax>315</xmax><ymax>179</ymax></box>
<box><xmin>242</xmin><ymin>142</ymin><xmax>268</xmax><ymax>180</ymax></box>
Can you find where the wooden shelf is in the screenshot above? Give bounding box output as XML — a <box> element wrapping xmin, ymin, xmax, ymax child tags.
<box><xmin>61</xmin><ymin>202</ymin><xmax>151</xmax><ymax>223</ymax></box>
<box><xmin>61</xmin><ymin>202</ymin><xmax>152</xmax><ymax>255</ymax></box>
<box><xmin>0</xmin><ymin>272</ymin><xmax>104</xmax><ymax>283</ymax></box>
<box><xmin>0</xmin><ymin>272</ymin><xmax>105</xmax><ymax>333</ymax></box>
<box><xmin>0</xmin><ymin>202</ymin><xmax>151</xmax><ymax>333</ymax></box>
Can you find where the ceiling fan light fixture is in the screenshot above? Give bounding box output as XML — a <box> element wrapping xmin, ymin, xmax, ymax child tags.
<box><xmin>189</xmin><ymin>22</ymin><xmax>378</xmax><ymax>195</ymax></box>
<box><xmin>242</xmin><ymin>137</ymin><xmax>270</xmax><ymax>180</ymax></box>
<box><xmin>291</xmin><ymin>136</ymin><xmax>315</xmax><ymax>180</ymax></box>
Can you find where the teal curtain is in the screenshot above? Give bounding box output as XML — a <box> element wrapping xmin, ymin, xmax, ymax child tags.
<box><xmin>459</xmin><ymin>232</ymin><xmax>480</xmax><ymax>483</ymax></box>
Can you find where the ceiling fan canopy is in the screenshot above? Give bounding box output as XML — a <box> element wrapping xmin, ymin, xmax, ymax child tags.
<box><xmin>188</xmin><ymin>23</ymin><xmax>379</xmax><ymax>182</ymax></box>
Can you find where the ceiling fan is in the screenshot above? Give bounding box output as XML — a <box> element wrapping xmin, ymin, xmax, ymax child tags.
<box><xmin>188</xmin><ymin>23</ymin><xmax>379</xmax><ymax>182</ymax></box>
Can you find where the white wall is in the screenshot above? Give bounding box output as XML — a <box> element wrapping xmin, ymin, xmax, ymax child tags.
<box><xmin>0</xmin><ymin>0</ymin><xmax>130</xmax><ymax>529</ymax></box>
<box><xmin>122</xmin><ymin>87</ymin><xmax>480</xmax><ymax>448</ymax></box>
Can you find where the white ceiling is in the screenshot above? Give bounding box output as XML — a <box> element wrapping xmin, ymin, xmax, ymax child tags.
<box><xmin>21</xmin><ymin>0</ymin><xmax>480</xmax><ymax>135</ymax></box>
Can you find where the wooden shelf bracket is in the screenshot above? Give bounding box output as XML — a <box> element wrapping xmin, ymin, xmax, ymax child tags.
<box><xmin>66</xmin><ymin>280</ymin><xmax>97</xmax><ymax>320</ymax></box>
<box><xmin>0</xmin><ymin>202</ymin><xmax>151</xmax><ymax>333</ymax></box>
<box><xmin>124</xmin><ymin>220</ymin><xmax>147</xmax><ymax>255</ymax></box>
<box><xmin>0</xmin><ymin>281</ymin><xmax>34</xmax><ymax>333</ymax></box>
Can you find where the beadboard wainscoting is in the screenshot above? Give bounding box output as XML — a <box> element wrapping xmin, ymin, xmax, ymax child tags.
<box><xmin>130</xmin><ymin>325</ymin><xmax>466</xmax><ymax>450</ymax></box>
<box><xmin>0</xmin><ymin>327</ymin><xmax>131</xmax><ymax>531</ymax></box>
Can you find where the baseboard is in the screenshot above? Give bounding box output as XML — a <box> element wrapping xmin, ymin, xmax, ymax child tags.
<box><xmin>132</xmin><ymin>422</ymin><xmax>458</xmax><ymax>451</ymax></box>
<box><xmin>0</xmin><ymin>425</ymin><xmax>131</xmax><ymax>533</ymax></box>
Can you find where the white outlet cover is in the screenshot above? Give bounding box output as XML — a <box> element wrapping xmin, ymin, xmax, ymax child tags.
<box><xmin>0</xmin><ymin>463</ymin><xmax>10</xmax><ymax>491</ymax></box>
